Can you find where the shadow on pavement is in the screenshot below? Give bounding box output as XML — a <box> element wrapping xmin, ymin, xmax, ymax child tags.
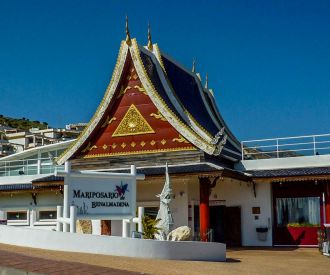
<box><xmin>225</xmin><ymin>258</ymin><xmax>241</xmax><ymax>263</ymax></box>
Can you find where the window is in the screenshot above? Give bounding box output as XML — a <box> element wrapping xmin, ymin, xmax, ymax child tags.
<box><xmin>144</xmin><ymin>207</ymin><xmax>159</xmax><ymax>220</ymax></box>
<box><xmin>38</xmin><ymin>210</ymin><xmax>57</xmax><ymax>220</ymax></box>
<box><xmin>276</xmin><ymin>197</ymin><xmax>320</xmax><ymax>227</ymax></box>
<box><xmin>6</xmin><ymin>211</ymin><xmax>28</xmax><ymax>221</ymax></box>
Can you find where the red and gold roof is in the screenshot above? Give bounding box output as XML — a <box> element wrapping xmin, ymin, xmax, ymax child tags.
<box><xmin>57</xmin><ymin>28</ymin><xmax>241</xmax><ymax>164</ymax></box>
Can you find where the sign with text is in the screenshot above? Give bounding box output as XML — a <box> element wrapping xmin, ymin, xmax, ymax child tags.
<box><xmin>66</xmin><ymin>169</ymin><xmax>140</xmax><ymax>220</ymax></box>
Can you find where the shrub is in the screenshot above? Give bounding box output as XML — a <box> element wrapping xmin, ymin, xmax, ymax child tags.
<box><xmin>142</xmin><ymin>215</ymin><xmax>161</xmax><ymax>239</ymax></box>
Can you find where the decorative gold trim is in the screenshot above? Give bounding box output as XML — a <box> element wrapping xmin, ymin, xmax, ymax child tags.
<box><xmin>254</xmin><ymin>175</ymin><xmax>330</xmax><ymax>184</ymax></box>
<box><xmin>111</xmin><ymin>143</ymin><xmax>117</xmax><ymax>149</ymax></box>
<box><xmin>102</xmin><ymin>144</ymin><xmax>108</xmax><ymax>150</ymax></box>
<box><xmin>150</xmin><ymin>140</ymin><xmax>156</xmax><ymax>146</ymax></box>
<box><xmin>121</xmin><ymin>142</ymin><xmax>126</xmax><ymax>148</ymax></box>
<box><xmin>117</xmin><ymin>85</ymin><xmax>131</xmax><ymax>98</ymax></box>
<box><xmin>172</xmin><ymin>135</ymin><xmax>189</xmax><ymax>143</ymax></box>
<box><xmin>150</xmin><ymin>111</ymin><xmax>167</xmax><ymax>121</ymax></box>
<box><xmin>133</xmin><ymin>85</ymin><xmax>147</xmax><ymax>95</ymax></box>
<box><xmin>112</xmin><ymin>104</ymin><xmax>155</xmax><ymax>137</ymax></box>
<box><xmin>81</xmin><ymin>142</ymin><xmax>97</xmax><ymax>153</ymax></box>
<box><xmin>153</xmin><ymin>44</ymin><xmax>167</xmax><ymax>74</ymax></box>
<box><xmin>81</xmin><ymin>146</ymin><xmax>197</xmax><ymax>158</ymax></box>
<box><xmin>184</xmin><ymin>111</ymin><xmax>213</xmax><ymax>140</ymax></box>
<box><xmin>161</xmin><ymin>139</ymin><xmax>166</xmax><ymax>145</ymax></box>
<box><xmin>131</xmin><ymin>141</ymin><xmax>136</xmax><ymax>147</ymax></box>
<box><xmin>101</xmin><ymin>116</ymin><xmax>117</xmax><ymax>128</ymax></box>
<box><xmin>140</xmin><ymin>141</ymin><xmax>146</xmax><ymax>147</ymax></box>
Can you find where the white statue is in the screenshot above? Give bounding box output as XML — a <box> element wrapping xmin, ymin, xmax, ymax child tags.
<box><xmin>155</xmin><ymin>163</ymin><xmax>174</xmax><ymax>240</ymax></box>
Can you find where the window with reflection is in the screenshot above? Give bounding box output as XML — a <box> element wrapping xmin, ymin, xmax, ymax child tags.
<box><xmin>276</xmin><ymin>197</ymin><xmax>320</xmax><ymax>227</ymax></box>
<box><xmin>39</xmin><ymin>210</ymin><xmax>57</xmax><ymax>220</ymax></box>
<box><xmin>7</xmin><ymin>211</ymin><xmax>28</xmax><ymax>221</ymax></box>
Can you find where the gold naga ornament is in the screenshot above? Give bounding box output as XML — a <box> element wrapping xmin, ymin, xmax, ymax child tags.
<box><xmin>81</xmin><ymin>142</ymin><xmax>97</xmax><ymax>153</ymax></box>
<box><xmin>150</xmin><ymin>111</ymin><xmax>167</xmax><ymax>121</ymax></box>
<box><xmin>172</xmin><ymin>134</ymin><xmax>189</xmax><ymax>143</ymax></box>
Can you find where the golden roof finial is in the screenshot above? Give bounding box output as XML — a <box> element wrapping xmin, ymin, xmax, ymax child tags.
<box><xmin>205</xmin><ymin>73</ymin><xmax>208</xmax><ymax>89</ymax></box>
<box><xmin>147</xmin><ymin>22</ymin><xmax>153</xmax><ymax>51</ymax></box>
<box><xmin>192</xmin><ymin>59</ymin><xmax>196</xmax><ymax>73</ymax></box>
<box><xmin>125</xmin><ymin>15</ymin><xmax>131</xmax><ymax>45</ymax></box>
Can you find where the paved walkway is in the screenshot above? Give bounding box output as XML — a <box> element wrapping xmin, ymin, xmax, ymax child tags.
<box><xmin>0</xmin><ymin>243</ymin><xmax>328</xmax><ymax>275</ymax></box>
<box><xmin>0</xmin><ymin>247</ymin><xmax>139</xmax><ymax>275</ymax></box>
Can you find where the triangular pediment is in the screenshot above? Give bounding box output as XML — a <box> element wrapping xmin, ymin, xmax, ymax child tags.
<box><xmin>112</xmin><ymin>104</ymin><xmax>155</xmax><ymax>137</ymax></box>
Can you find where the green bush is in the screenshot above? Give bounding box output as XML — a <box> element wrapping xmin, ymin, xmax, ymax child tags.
<box><xmin>142</xmin><ymin>215</ymin><xmax>161</xmax><ymax>239</ymax></box>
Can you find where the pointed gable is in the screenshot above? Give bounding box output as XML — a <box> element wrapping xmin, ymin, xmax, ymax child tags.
<box><xmin>57</xmin><ymin>37</ymin><xmax>241</xmax><ymax>165</ymax></box>
<box><xmin>61</xmin><ymin>52</ymin><xmax>196</xmax><ymax>161</ymax></box>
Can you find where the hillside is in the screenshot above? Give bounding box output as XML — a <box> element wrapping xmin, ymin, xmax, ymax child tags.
<box><xmin>0</xmin><ymin>115</ymin><xmax>49</xmax><ymax>131</ymax></box>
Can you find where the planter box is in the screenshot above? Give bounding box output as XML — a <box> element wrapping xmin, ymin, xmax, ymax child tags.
<box><xmin>275</xmin><ymin>226</ymin><xmax>319</xmax><ymax>245</ymax></box>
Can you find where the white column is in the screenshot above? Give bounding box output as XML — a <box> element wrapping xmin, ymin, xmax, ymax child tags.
<box><xmin>37</xmin><ymin>151</ymin><xmax>41</xmax><ymax>175</ymax></box>
<box><xmin>130</xmin><ymin>165</ymin><xmax>137</xmax><ymax>219</ymax></box>
<box><xmin>137</xmin><ymin>207</ymin><xmax>144</xmax><ymax>233</ymax></box>
<box><xmin>129</xmin><ymin>219</ymin><xmax>135</xmax><ymax>236</ymax></box>
<box><xmin>63</xmin><ymin>161</ymin><xmax>71</xmax><ymax>232</ymax></box>
<box><xmin>91</xmin><ymin>220</ymin><xmax>101</xmax><ymax>235</ymax></box>
<box><xmin>56</xmin><ymin>206</ymin><xmax>63</xmax><ymax>232</ymax></box>
<box><xmin>29</xmin><ymin>210</ymin><xmax>36</xmax><ymax>227</ymax></box>
<box><xmin>122</xmin><ymin>219</ymin><xmax>130</xmax><ymax>237</ymax></box>
<box><xmin>69</xmin><ymin>206</ymin><xmax>77</xmax><ymax>233</ymax></box>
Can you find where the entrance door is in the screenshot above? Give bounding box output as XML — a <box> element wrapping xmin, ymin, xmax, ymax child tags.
<box><xmin>225</xmin><ymin>206</ymin><xmax>242</xmax><ymax>246</ymax></box>
<box><xmin>210</xmin><ymin>205</ymin><xmax>226</xmax><ymax>243</ymax></box>
<box><xmin>209</xmin><ymin>206</ymin><xmax>242</xmax><ymax>246</ymax></box>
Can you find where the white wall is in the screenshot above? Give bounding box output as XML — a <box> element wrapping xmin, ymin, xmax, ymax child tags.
<box><xmin>0</xmin><ymin>191</ymin><xmax>63</xmax><ymax>229</ymax></box>
<box><xmin>0</xmin><ymin>176</ymin><xmax>273</xmax><ymax>246</ymax></box>
<box><xmin>0</xmin><ymin>225</ymin><xmax>226</xmax><ymax>261</ymax></box>
<box><xmin>210</xmin><ymin>179</ymin><xmax>272</xmax><ymax>246</ymax></box>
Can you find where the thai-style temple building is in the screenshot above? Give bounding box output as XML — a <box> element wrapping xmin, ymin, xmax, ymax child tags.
<box><xmin>55</xmin><ymin>21</ymin><xmax>249</xmax><ymax>243</ymax></box>
<box><xmin>1</xmin><ymin>20</ymin><xmax>330</xmax><ymax>247</ymax></box>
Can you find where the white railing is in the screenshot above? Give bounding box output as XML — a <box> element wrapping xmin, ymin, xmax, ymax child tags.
<box><xmin>0</xmin><ymin>157</ymin><xmax>64</xmax><ymax>177</ymax></box>
<box><xmin>241</xmin><ymin>134</ymin><xmax>330</xmax><ymax>160</ymax></box>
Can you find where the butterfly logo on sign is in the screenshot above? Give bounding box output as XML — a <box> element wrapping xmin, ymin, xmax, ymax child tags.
<box><xmin>115</xmin><ymin>182</ymin><xmax>129</xmax><ymax>200</ymax></box>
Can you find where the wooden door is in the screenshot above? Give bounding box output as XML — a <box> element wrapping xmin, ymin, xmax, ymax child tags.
<box><xmin>225</xmin><ymin>206</ymin><xmax>242</xmax><ymax>247</ymax></box>
<box><xmin>210</xmin><ymin>206</ymin><xmax>226</xmax><ymax>243</ymax></box>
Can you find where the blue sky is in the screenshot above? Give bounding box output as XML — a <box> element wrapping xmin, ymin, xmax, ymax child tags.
<box><xmin>0</xmin><ymin>0</ymin><xmax>329</xmax><ymax>140</ymax></box>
